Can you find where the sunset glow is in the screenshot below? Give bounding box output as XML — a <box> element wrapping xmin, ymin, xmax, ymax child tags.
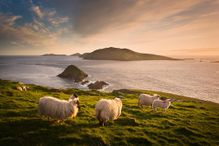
<box><xmin>0</xmin><ymin>0</ymin><xmax>219</xmax><ymax>57</ymax></box>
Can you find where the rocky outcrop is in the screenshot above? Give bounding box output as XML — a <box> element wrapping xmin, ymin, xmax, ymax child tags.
<box><xmin>81</xmin><ymin>80</ymin><xmax>89</xmax><ymax>85</ymax></box>
<box><xmin>58</xmin><ymin>65</ymin><xmax>88</xmax><ymax>82</ymax></box>
<box><xmin>88</xmin><ymin>81</ymin><xmax>109</xmax><ymax>90</ymax></box>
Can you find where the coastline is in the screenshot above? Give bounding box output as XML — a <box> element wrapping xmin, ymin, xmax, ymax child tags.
<box><xmin>1</xmin><ymin>56</ymin><xmax>218</xmax><ymax>104</ymax></box>
<box><xmin>1</xmin><ymin>78</ymin><xmax>218</xmax><ymax>105</ymax></box>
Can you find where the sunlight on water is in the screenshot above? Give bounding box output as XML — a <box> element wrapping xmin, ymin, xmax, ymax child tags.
<box><xmin>0</xmin><ymin>56</ymin><xmax>218</xmax><ymax>103</ymax></box>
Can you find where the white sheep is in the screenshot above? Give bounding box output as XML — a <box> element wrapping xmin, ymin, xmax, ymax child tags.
<box><xmin>16</xmin><ymin>86</ymin><xmax>23</xmax><ymax>91</ymax></box>
<box><xmin>138</xmin><ymin>94</ymin><xmax>160</xmax><ymax>107</ymax></box>
<box><xmin>38</xmin><ymin>94</ymin><xmax>80</xmax><ymax>121</ymax></box>
<box><xmin>16</xmin><ymin>82</ymin><xmax>28</xmax><ymax>91</ymax></box>
<box><xmin>95</xmin><ymin>98</ymin><xmax>122</xmax><ymax>126</ymax></box>
<box><xmin>152</xmin><ymin>98</ymin><xmax>175</xmax><ymax>112</ymax></box>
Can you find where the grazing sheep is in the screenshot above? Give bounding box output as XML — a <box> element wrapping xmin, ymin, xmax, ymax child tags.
<box><xmin>138</xmin><ymin>94</ymin><xmax>160</xmax><ymax>107</ymax></box>
<box><xmin>16</xmin><ymin>86</ymin><xmax>24</xmax><ymax>91</ymax></box>
<box><xmin>95</xmin><ymin>98</ymin><xmax>122</xmax><ymax>126</ymax></box>
<box><xmin>152</xmin><ymin>98</ymin><xmax>175</xmax><ymax>112</ymax></box>
<box><xmin>22</xmin><ymin>85</ymin><xmax>27</xmax><ymax>91</ymax></box>
<box><xmin>16</xmin><ymin>82</ymin><xmax>28</xmax><ymax>91</ymax></box>
<box><xmin>39</xmin><ymin>94</ymin><xmax>80</xmax><ymax>121</ymax></box>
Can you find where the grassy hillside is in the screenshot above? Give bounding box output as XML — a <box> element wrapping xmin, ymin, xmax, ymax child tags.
<box><xmin>0</xmin><ymin>79</ymin><xmax>219</xmax><ymax>146</ymax></box>
<box><xmin>81</xmin><ymin>47</ymin><xmax>176</xmax><ymax>61</ymax></box>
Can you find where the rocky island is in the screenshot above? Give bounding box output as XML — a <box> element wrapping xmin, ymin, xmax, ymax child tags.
<box><xmin>57</xmin><ymin>65</ymin><xmax>88</xmax><ymax>82</ymax></box>
<box><xmin>87</xmin><ymin>81</ymin><xmax>109</xmax><ymax>90</ymax></box>
<box><xmin>81</xmin><ymin>47</ymin><xmax>176</xmax><ymax>61</ymax></box>
<box><xmin>58</xmin><ymin>65</ymin><xmax>109</xmax><ymax>90</ymax></box>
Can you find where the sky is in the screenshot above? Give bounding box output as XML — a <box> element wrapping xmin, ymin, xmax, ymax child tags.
<box><xmin>0</xmin><ymin>0</ymin><xmax>219</xmax><ymax>57</ymax></box>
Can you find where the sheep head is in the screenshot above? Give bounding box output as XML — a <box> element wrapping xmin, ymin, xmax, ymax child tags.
<box><xmin>153</xmin><ymin>94</ymin><xmax>160</xmax><ymax>100</ymax></box>
<box><xmin>115</xmin><ymin>97</ymin><xmax>122</xmax><ymax>101</ymax></box>
<box><xmin>69</xmin><ymin>93</ymin><xmax>78</xmax><ymax>100</ymax></box>
<box><xmin>70</xmin><ymin>97</ymin><xmax>80</xmax><ymax>109</ymax></box>
<box><xmin>168</xmin><ymin>98</ymin><xmax>176</xmax><ymax>102</ymax></box>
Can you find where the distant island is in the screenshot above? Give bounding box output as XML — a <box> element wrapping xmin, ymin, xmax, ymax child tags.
<box><xmin>183</xmin><ymin>58</ymin><xmax>194</xmax><ymax>60</ymax></box>
<box><xmin>81</xmin><ymin>47</ymin><xmax>176</xmax><ymax>61</ymax></box>
<box><xmin>42</xmin><ymin>53</ymin><xmax>67</xmax><ymax>56</ymax></box>
<box><xmin>70</xmin><ymin>53</ymin><xmax>81</xmax><ymax>56</ymax></box>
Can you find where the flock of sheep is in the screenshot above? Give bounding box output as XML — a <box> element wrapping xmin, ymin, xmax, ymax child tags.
<box><xmin>38</xmin><ymin>93</ymin><xmax>175</xmax><ymax>126</ymax></box>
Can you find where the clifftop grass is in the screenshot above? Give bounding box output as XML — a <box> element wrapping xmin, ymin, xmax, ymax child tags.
<box><xmin>0</xmin><ymin>79</ymin><xmax>218</xmax><ymax>146</ymax></box>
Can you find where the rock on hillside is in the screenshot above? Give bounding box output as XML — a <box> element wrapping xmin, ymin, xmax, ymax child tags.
<box><xmin>58</xmin><ymin>65</ymin><xmax>88</xmax><ymax>82</ymax></box>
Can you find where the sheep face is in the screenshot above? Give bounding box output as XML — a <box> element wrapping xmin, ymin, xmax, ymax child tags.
<box><xmin>114</xmin><ymin>97</ymin><xmax>122</xmax><ymax>102</ymax></box>
<box><xmin>168</xmin><ymin>98</ymin><xmax>176</xmax><ymax>102</ymax></box>
<box><xmin>69</xmin><ymin>93</ymin><xmax>78</xmax><ymax>100</ymax></box>
<box><xmin>153</xmin><ymin>94</ymin><xmax>160</xmax><ymax>99</ymax></box>
<box><xmin>70</xmin><ymin>98</ymin><xmax>80</xmax><ymax>109</ymax></box>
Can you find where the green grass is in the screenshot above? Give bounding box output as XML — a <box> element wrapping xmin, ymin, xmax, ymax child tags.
<box><xmin>0</xmin><ymin>79</ymin><xmax>219</xmax><ymax>146</ymax></box>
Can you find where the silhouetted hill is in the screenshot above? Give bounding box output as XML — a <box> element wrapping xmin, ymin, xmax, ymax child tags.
<box><xmin>81</xmin><ymin>47</ymin><xmax>176</xmax><ymax>61</ymax></box>
<box><xmin>42</xmin><ymin>54</ymin><xmax>67</xmax><ymax>56</ymax></box>
<box><xmin>70</xmin><ymin>53</ymin><xmax>81</xmax><ymax>56</ymax></box>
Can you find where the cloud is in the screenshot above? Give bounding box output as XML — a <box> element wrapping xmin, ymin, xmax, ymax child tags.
<box><xmin>31</xmin><ymin>4</ymin><xmax>69</xmax><ymax>27</ymax></box>
<box><xmin>48</xmin><ymin>16</ymin><xmax>69</xmax><ymax>26</ymax></box>
<box><xmin>0</xmin><ymin>13</ymin><xmax>22</xmax><ymax>26</ymax></box>
<box><xmin>32</xmin><ymin>6</ymin><xmax>43</xmax><ymax>18</ymax></box>
<box><xmin>0</xmin><ymin>13</ymin><xmax>59</xmax><ymax>51</ymax></box>
<box><xmin>62</xmin><ymin>0</ymin><xmax>204</xmax><ymax>35</ymax></box>
<box><xmin>0</xmin><ymin>1</ymin><xmax>71</xmax><ymax>55</ymax></box>
<box><xmin>0</xmin><ymin>0</ymin><xmax>219</xmax><ymax>55</ymax></box>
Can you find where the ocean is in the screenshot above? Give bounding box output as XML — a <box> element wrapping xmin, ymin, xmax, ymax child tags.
<box><xmin>0</xmin><ymin>56</ymin><xmax>218</xmax><ymax>103</ymax></box>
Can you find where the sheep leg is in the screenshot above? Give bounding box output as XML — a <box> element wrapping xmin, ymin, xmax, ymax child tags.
<box><xmin>153</xmin><ymin>108</ymin><xmax>157</xmax><ymax>112</ymax></box>
<box><xmin>98</xmin><ymin>120</ymin><xmax>102</xmax><ymax>125</ymax></box>
<box><xmin>97</xmin><ymin>117</ymin><xmax>102</xmax><ymax>126</ymax></box>
<box><xmin>99</xmin><ymin>120</ymin><xmax>104</xmax><ymax>126</ymax></box>
<box><xmin>102</xmin><ymin>121</ymin><xmax>107</xmax><ymax>126</ymax></box>
<box><xmin>138</xmin><ymin>102</ymin><xmax>141</xmax><ymax>107</ymax></box>
<box><xmin>163</xmin><ymin>108</ymin><xmax>166</xmax><ymax>113</ymax></box>
<box><xmin>57</xmin><ymin>120</ymin><xmax>64</xmax><ymax>124</ymax></box>
<box><xmin>100</xmin><ymin>120</ymin><xmax>107</xmax><ymax>126</ymax></box>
